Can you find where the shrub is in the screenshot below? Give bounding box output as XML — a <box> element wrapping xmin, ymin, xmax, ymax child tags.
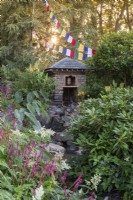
<box><xmin>0</xmin><ymin>66</ymin><xmax>54</xmax><ymax>130</ymax></box>
<box><xmin>0</xmin><ymin>65</ymin><xmax>54</xmax><ymax>99</ymax></box>
<box><xmin>68</xmin><ymin>85</ymin><xmax>133</xmax><ymax>198</ymax></box>
<box><xmin>85</xmin><ymin>31</ymin><xmax>133</xmax><ymax>97</ymax></box>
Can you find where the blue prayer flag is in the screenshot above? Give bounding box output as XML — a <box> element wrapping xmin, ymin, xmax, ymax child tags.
<box><xmin>51</xmin><ymin>16</ymin><xmax>55</xmax><ymax>21</ymax></box>
<box><xmin>65</xmin><ymin>33</ymin><xmax>69</xmax><ymax>41</ymax></box>
<box><xmin>83</xmin><ymin>54</ymin><xmax>87</xmax><ymax>60</ymax></box>
<box><xmin>84</xmin><ymin>46</ymin><xmax>88</xmax><ymax>52</ymax></box>
<box><xmin>62</xmin><ymin>48</ymin><xmax>67</xmax><ymax>55</ymax></box>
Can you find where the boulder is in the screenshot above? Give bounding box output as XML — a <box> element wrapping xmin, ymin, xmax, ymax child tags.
<box><xmin>45</xmin><ymin>143</ymin><xmax>65</xmax><ymax>153</ymax></box>
<box><xmin>48</xmin><ymin>116</ymin><xmax>64</xmax><ymax>131</ymax></box>
<box><xmin>53</xmin><ymin>132</ymin><xmax>74</xmax><ymax>142</ymax></box>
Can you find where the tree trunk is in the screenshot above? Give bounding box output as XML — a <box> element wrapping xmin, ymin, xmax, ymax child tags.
<box><xmin>97</xmin><ymin>1</ymin><xmax>103</xmax><ymax>35</ymax></box>
<box><xmin>115</xmin><ymin>1</ymin><xmax>126</xmax><ymax>32</ymax></box>
<box><xmin>125</xmin><ymin>0</ymin><xmax>132</xmax><ymax>30</ymax></box>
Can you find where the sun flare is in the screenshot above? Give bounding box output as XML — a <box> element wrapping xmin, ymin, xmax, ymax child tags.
<box><xmin>51</xmin><ymin>36</ymin><xmax>57</xmax><ymax>44</ymax></box>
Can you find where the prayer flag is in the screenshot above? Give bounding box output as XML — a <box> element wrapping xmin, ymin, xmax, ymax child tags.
<box><xmin>59</xmin><ymin>46</ymin><xmax>63</xmax><ymax>53</ymax></box>
<box><xmin>78</xmin><ymin>44</ymin><xmax>84</xmax><ymax>52</ymax></box>
<box><xmin>70</xmin><ymin>50</ymin><xmax>75</xmax><ymax>58</ymax></box>
<box><xmin>65</xmin><ymin>33</ymin><xmax>69</xmax><ymax>41</ymax></box>
<box><xmin>61</xmin><ymin>30</ymin><xmax>67</xmax><ymax>37</ymax></box>
<box><xmin>72</xmin><ymin>39</ymin><xmax>76</xmax><ymax>46</ymax></box>
<box><xmin>66</xmin><ymin>49</ymin><xmax>71</xmax><ymax>56</ymax></box>
<box><xmin>67</xmin><ymin>36</ymin><xmax>73</xmax><ymax>43</ymax></box>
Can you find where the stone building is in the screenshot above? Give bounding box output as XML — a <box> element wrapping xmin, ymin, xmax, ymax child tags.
<box><xmin>46</xmin><ymin>57</ymin><xmax>86</xmax><ymax>105</ymax></box>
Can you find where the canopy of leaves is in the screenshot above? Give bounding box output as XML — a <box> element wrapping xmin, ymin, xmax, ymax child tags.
<box><xmin>85</xmin><ymin>31</ymin><xmax>133</xmax><ymax>97</ymax></box>
<box><xmin>1</xmin><ymin>0</ymin><xmax>132</xmax><ymax>68</ymax></box>
<box><xmin>89</xmin><ymin>31</ymin><xmax>133</xmax><ymax>71</ymax></box>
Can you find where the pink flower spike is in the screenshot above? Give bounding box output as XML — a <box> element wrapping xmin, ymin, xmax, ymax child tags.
<box><xmin>73</xmin><ymin>174</ymin><xmax>83</xmax><ymax>192</ymax></box>
<box><xmin>88</xmin><ymin>197</ymin><xmax>93</xmax><ymax>200</ymax></box>
<box><xmin>88</xmin><ymin>193</ymin><xmax>95</xmax><ymax>200</ymax></box>
<box><xmin>91</xmin><ymin>192</ymin><xmax>95</xmax><ymax>197</ymax></box>
<box><xmin>64</xmin><ymin>186</ymin><xmax>67</xmax><ymax>196</ymax></box>
<box><xmin>61</xmin><ymin>171</ymin><xmax>67</xmax><ymax>184</ymax></box>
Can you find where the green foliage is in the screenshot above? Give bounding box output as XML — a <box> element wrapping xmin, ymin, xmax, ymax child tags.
<box><xmin>0</xmin><ymin>119</ymin><xmax>56</xmax><ymax>199</ymax></box>
<box><xmin>68</xmin><ymin>85</ymin><xmax>133</xmax><ymax>198</ymax></box>
<box><xmin>0</xmin><ymin>111</ymin><xmax>95</xmax><ymax>200</ymax></box>
<box><xmin>0</xmin><ymin>66</ymin><xmax>54</xmax><ymax>97</ymax></box>
<box><xmin>0</xmin><ymin>65</ymin><xmax>54</xmax><ymax>129</ymax></box>
<box><xmin>0</xmin><ymin>0</ymin><xmax>36</xmax><ymax>67</ymax></box>
<box><xmin>12</xmin><ymin>69</ymin><xmax>54</xmax><ymax>129</ymax></box>
<box><xmin>90</xmin><ymin>31</ymin><xmax>133</xmax><ymax>71</ymax></box>
<box><xmin>50</xmin><ymin>188</ymin><xmax>89</xmax><ymax>200</ymax></box>
<box><xmin>86</xmin><ymin>31</ymin><xmax>133</xmax><ymax>97</ymax></box>
<box><xmin>1</xmin><ymin>0</ymin><xmax>133</xmax><ymax>68</ymax></box>
<box><xmin>13</xmin><ymin>69</ymin><xmax>54</xmax><ymax>98</ymax></box>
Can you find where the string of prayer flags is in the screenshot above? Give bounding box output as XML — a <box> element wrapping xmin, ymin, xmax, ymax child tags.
<box><xmin>41</xmin><ymin>0</ymin><xmax>96</xmax><ymax>55</ymax></box>
<box><xmin>32</xmin><ymin>31</ymin><xmax>96</xmax><ymax>60</ymax></box>
<box><xmin>55</xmin><ymin>45</ymin><xmax>96</xmax><ymax>60</ymax></box>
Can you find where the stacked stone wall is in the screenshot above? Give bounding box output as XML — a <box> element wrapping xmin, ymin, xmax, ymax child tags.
<box><xmin>53</xmin><ymin>71</ymin><xmax>86</xmax><ymax>104</ymax></box>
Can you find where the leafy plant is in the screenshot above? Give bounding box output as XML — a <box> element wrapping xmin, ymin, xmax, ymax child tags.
<box><xmin>85</xmin><ymin>31</ymin><xmax>133</xmax><ymax>97</ymax></box>
<box><xmin>68</xmin><ymin>85</ymin><xmax>133</xmax><ymax>198</ymax></box>
<box><xmin>0</xmin><ymin>66</ymin><xmax>54</xmax><ymax>129</ymax></box>
<box><xmin>0</xmin><ymin>119</ymin><xmax>60</xmax><ymax>199</ymax></box>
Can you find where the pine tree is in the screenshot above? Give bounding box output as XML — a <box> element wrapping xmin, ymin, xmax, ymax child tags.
<box><xmin>0</xmin><ymin>0</ymin><xmax>37</xmax><ymax>68</ymax></box>
<box><xmin>1</xmin><ymin>0</ymin><xmax>132</xmax><ymax>68</ymax></box>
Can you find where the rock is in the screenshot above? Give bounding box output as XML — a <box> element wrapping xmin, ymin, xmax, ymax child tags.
<box><xmin>68</xmin><ymin>103</ymin><xmax>76</xmax><ymax>111</ymax></box>
<box><xmin>55</xmin><ymin>107</ymin><xmax>65</xmax><ymax>116</ymax></box>
<box><xmin>48</xmin><ymin>106</ymin><xmax>65</xmax><ymax>117</ymax></box>
<box><xmin>36</xmin><ymin>113</ymin><xmax>50</xmax><ymax>127</ymax></box>
<box><xmin>63</xmin><ymin>121</ymin><xmax>71</xmax><ymax>128</ymax></box>
<box><xmin>66</xmin><ymin>141</ymin><xmax>78</xmax><ymax>152</ymax></box>
<box><xmin>53</xmin><ymin>132</ymin><xmax>74</xmax><ymax>142</ymax></box>
<box><xmin>104</xmin><ymin>197</ymin><xmax>109</xmax><ymax>200</ymax></box>
<box><xmin>45</xmin><ymin>143</ymin><xmax>65</xmax><ymax>153</ymax></box>
<box><xmin>103</xmin><ymin>192</ymin><xmax>122</xmax><ymax>200</ymax></box>
<box><xmin>66</xmin><ymin>108</ymin><xmax>71</xmax><ymax>113</ymax></box>
<box><xmin>46</xmin><ymin>104</ymin><xmax>79</xmax><ymax>153</ymax></box>
<box><xmin>75</xmin><ymin>147</ymin><xmax>84</xmax><ymax>155</ymax></box>
<box><xmin>61</xmin><ymin>115</ymin><xmax>68</xmax><ymax>122</ymax></box>
<box><xmin>48</xmin><ymin>116</ymin><xmax>64</xmax><ymax>131</ymax></box>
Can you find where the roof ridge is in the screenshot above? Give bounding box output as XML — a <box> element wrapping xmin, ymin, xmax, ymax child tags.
<box><xmin>48</xmin><ymin>58</ymin><xmax>86</xmax><ymax>70</ymax></box>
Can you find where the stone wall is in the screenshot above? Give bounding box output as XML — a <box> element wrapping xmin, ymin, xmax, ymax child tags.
<box><xmin>53</xmin><ymin>71</ymin><xmax>86</xmax><ymax>105</ymax></box>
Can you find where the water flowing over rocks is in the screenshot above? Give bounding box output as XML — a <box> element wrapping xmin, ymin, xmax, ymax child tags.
<box><xmin>39</xmin><ymin>103</ymin><xmax>80</xmax><ymax>154</ymax></box>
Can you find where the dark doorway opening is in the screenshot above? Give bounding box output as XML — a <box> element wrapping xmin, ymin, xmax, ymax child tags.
<box><xmin>63</xmin><ymin>87</ymin><xmax>78</xmax><ymax>105</ymax></box>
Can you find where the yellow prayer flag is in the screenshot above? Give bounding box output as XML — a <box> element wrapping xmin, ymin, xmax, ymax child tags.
<box><xmin>61</xmin><ymin>29</ymin><xmax>67</xmax><ymax>37</ymax></box>
<box><xmin>59</xmin><ymin>46</ymin><xmax>63</xmax><ymax>53</ymax></box>
<box><xmin>78</xmin><ymin>53</ymin><xmax>83</xmax><ymax>60</ymax></box>
<box><xmin>50</xmin><ymin>12</ymin><xmax>54</xmax><ymax>19</ymax></box>
<box><xmin>78</xmin><ymin>44</ymin><xmax>84</xmax><ymax>52</ymax></box>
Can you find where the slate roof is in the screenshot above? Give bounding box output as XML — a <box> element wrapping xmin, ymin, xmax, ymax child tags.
<box><xmin>47</xmin><ymin>58</ymin><xmax>86</xmax><ymax>70</ymax></box>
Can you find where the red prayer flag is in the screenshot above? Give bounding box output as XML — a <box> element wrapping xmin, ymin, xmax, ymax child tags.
<box><xmin>56</xmin><ymin>22</ymin><xmax>61</xmax><ymax>29</ymax></box>
<box><xmin>92</xmin><ymin>49</ymin><xmax>96</xmax><ymax>55</ymax></box>
<box><xmin>72</xmin><ymin>39</ymin><xmax>76</xmax><ymax>46</ymax></box>
<box><xmin>70</xmin><ymin>50</ymin><xmax>75</xmax><ymax>58</ymax></box>
<box><xmin>46</xmin><ymin>5</ymin><xmax>50</xmax><ymax>11</ymax></box>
